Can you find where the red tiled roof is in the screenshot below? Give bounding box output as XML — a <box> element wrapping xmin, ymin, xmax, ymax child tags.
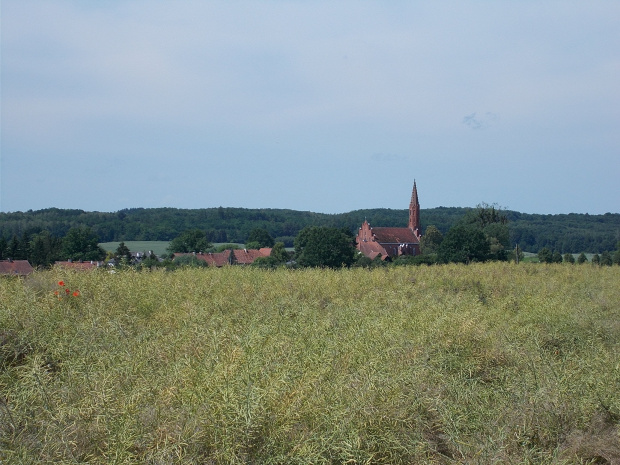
<box><xmin>233</xmin><ymin>248</ymin><xmax>272</xmax><ymax>264</ymax></box>
<box><xmin>55</xmin><ymin>261</ymin><xmax>99</xmax><ymax>271</ymax></box>
<box><xmin>0</xmin><ymin>260</ymin><xmax>34</xmax><ymax>276</ymax></box>
<box><xmin>174</xmin><ymin>252</ymin><xmax>228</xmax><ymax>267</ymax></box>
<box><xmin>358</xmin><ymin>241</ymin><xmax>388</xmax><ymax>260</ymax></box>
<box><xmin>371</xmin><ymin>227</ymin><xmax>419</xmax><ymax>244</ymax></box>
<box><xmin>175</xmin><ymin>248</ymin><xmax>271</xmax><ymax>267</ymax></box>
<box><xmin>202</xmin><ymin>252</ymin><xmax>230</xmax><ymax>267</ymax></box>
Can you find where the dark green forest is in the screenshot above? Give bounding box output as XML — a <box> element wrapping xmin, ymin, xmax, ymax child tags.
<box><xmin>1</xmin><ymin>206</ymin><xmax>619</xmax><ymax>254</ymax></box>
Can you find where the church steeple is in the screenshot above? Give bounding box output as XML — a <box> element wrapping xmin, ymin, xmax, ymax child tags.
<box><xmin>408</xmin><ymin>180</ymin><xmax>420</xmax><ymax>232</ymax></box>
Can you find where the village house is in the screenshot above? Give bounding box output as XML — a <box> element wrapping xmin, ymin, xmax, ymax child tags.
<box><xmin>356</xmin><ymin>181</ymin><xmax>422</xmax><ymax>260</ymax></box>
<box><xmin>54</xmin><ymin>260</ymin><xmax>103</xmax><ymax>271</ymax></box>
<box><xmin>0</xmin><ymin>259</ymin><xmax>35</xmax><ymax>276</ymax></box>
<box><xmin>174</xmin><ymin>248</ymin><xmax>272</xmax><ymax>267</ymax></box>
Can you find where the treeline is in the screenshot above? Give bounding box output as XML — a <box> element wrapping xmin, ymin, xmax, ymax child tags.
<box><xmin>0</xmin><ymin>226</ymin><xmax>106</xmax><ymax>267</ymax></box>
<box><xmin>1</xmin><ymin>206</ymin><xmax>619</xmax><ymax>253</ymax></box>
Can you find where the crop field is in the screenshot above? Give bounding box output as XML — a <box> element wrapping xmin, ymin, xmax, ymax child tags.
<box><xmin>1</xmin><ymin>264</ymin><xmax>619</xmax><ymax>464</ymax></box>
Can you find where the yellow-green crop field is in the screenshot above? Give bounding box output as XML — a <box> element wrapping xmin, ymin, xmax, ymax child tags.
<box><xmin>1</xmin><ymin>264</ymin><xmax>619</xmax><ymax>464</ymax></box>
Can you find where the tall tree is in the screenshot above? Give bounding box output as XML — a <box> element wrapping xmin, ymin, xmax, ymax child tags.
<box><xmin>458</xmin><ymin>204</ymin><xmax>510</xmax><ymax>260</ymax></box>
<box><xmin>294</xmin><ymin>226</ymin><xmax>355</xmax><ymax>268</ymax></box>
<box><xmin>437</xmin><ymin>225</ymin><xmax>490</xmax><ymax>264</ymax></box>
<box><xmin>613</xmin><ymin>242</ymin><xmax>620</xmax><ymax>265</ymax></box>
<box><xmin>420</xmin><ymin>225</ymin><xmax>443</xmax><ymax>255</ymax></box>
<box><xmin>29</xmin><ymin>231</ymin><xmax>62</xmax><ymax>267</ymax></box>
<box><xmin>62</xmin><ymin>226</ymin><xmax>106</xmax><ymax>261</ymax></box>
<box><xmin>115</xmin><ymin>242</ymin><xmax>132</xmax><ymax>264</ymax></box>
<box><xmin>600</xmin><ymin>251</ymin><xmax>613</xmax><ymax>266</ymax></box>
<box><xmin>167</xmin><ymin>229</ymin><xmax>211</xmax><ymax>253</ymax></box>
<box><xmin>270</xmin><ymin>242</ymin><xmax>289</xmax><ymax>263</ymax></box>
<box><xmin>247</xmin><ymin>228</ymin><xmax>275</xmax><ymax>248</ymax></box>
<box><xmin>0</xmin><ymin>237</ymin><xmax>7</xmax><ymax>260</ymax></box>
<box><xmin>537</xmin><ymin>247</ymin><xmax>553</xmax><ymax>264</ymax></box>
<box><xmin>6</xmin><ymin>235</ymin><xmax>22</xmax><ymax>260</ymax></box>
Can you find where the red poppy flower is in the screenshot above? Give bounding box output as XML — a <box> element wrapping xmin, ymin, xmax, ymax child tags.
<box><xmin>58</xmin><ymin>281</ymin><xmax>65</xmax><ymax>287</ymax></box>
<box><xmin>72</xmin><ymin>290</ymin><xmax>80</xmax><ymax>297</ymax></box>
<box><xmin>65</xmin><ymin>288</ymin><xmax>70</xmax><ymax>294</ymax></box>
<box><xmin>54</xmin><ymin>291</ymin><xmax>59</xmax><ymax>296</ymax></box>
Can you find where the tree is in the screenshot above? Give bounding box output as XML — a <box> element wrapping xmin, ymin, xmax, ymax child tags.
<box><xmin>29</xmin><ymin>231</ymin><xmax>62</xmax><ymax>267</ymax></box>
<box><xmin>577</xmin><ymin>252</ymin><xmax>588</xmax><ymax>264</ymax></box>
<box><xmin>115</xmin><ymin>242</ymin><xmax>132</xmax><ymax>262</ymax></box>
<box><xmin>563</xmin><ymin>253</ymin><xmax>575</xmax><ymax>264</ymax></box>
<box><xmin>270</xmin><ymin>242</ymin><xmax>289</xmax><ymax>263</ymax></box>
<box><xmin>613</xmin><ymin>242</ymin><xmax>620</xmax><ymax>265</ymax></box>
<box><xmin>458</xmin><ymin>204</ymin><xmax>510</xmax><ymax>260</ymax></box>
<box><xmin>62</xmin><ymin>226</ymin><xmax>106</xmax><ymax>261</ymax></box>
<box><xmin>354</xmin><ymin>255</ymin><xmax>373</xmax><ymax>268</ymax></box>
<box><xmin>294</xmin><ymin>226</ymin><xmax>355</xmax><ymax>268</ymax></box>
<box><xmin>6</xmin><ymin>235</ymin><xmax>22</xmax><ymax>260</ymax></box>
<box><xmin>437</xmin><ymin>225</ymin><xmax>490</xmax><ymax>264</ymax></box>
<box><xmin>247</xmin><ymin>228</ymin><xmax>275</xmax><ymax>248</ymax></box>
<box><xmin>552</xmin><ymin>251</ymin><xmax>563</xmax><ymax>263</ymax></box>
<box><xmin>252</xmin><ymin>256</ymin><xmax>280</xmax><ymax>269</ymax></box>
<box><xmin>215</xmin><ymin>243</ymin><xmax>241</xmax><ymax>253</ymax></box>
<box><xmin>592</xmin><ymin>253</ymin><xmax>600</xmax><ymax>265</ymax></box>
<box><xmin>420</xmin><ymin>225</ymin><xmax>443</xmax><ymax>255</ymax></box>
<box><xmin>537</xmin><ymin>247</ymin><xmax>553</xmax><ymax>264</ymax></box>
<box><xmin>138</xmin><ymin>252</ymin><xmax>161</xmax><ymax>270</ymax></box>
<box><xmin>464</xmin><ymin>203</ymin><xmax>509</xmax><ymax>229</ymax></box>
<box><xmin>484</xmin><ymin>223</ymin><xmax>510</xmax><ymax>260</ymax></box>
<box><xmin>167</xmin><ymin>229</ymin><xmax>211</xmax><ymax>253</ymax></box>
<box><xmin>252</xmin><ymin>242</ymin><xmax>290</xmax><ymax>269</ymax></box>
<box><xmin>0</xmin><ymin>237</ymin><xmax>7</xmax><ymax>260</ymax></box>
<box><xmin>17</xmin><ymin>232</ymin><xmax>31</xmax><ymax>260</ymax></box>
<box><xmin>600</xmin><ymin>251</ymin><xmax>612</xmax><ymax>266</ymax></box>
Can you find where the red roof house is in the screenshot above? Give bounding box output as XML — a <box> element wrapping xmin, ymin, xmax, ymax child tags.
<box><xmin>54</xmin><ymin>260</ymin><xmax>101</xmax><ymax>271</ymax></box>
<box><xmin>174</xmin><ymin>248</ymin><xmax>272</xmax><ymax>267</ymax></box>
<box><xmin>232</xmin><ymin>248</ymin><xmax>272</xmax><ymax>265</ymax></box>
<box><xmin>0</xmin><ymin>259</ymin><xmax>35</xmax><ymax>276</ymax></box>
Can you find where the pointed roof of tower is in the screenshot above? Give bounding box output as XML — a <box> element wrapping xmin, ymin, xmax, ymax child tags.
<box><xmin>411</xmin><ymin>180</ymin><xmax>418</xmax><ymax>205</ymax></box>
<box><xmin>408</xmin><ymin>180</ymin><xmax>420</xmax><ymax>232</ymax></box>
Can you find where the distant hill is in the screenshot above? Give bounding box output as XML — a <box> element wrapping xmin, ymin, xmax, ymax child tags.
<box><xmin>1</xmin><ymin>207</ymin><xmax>618</xmax><ymax>253</ymax></box>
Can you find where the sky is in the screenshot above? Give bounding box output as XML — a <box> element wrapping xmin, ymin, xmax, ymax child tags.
<box><xmin>2</xmin><ymin>1</ymin><xmax>619</xmax><ymax>215</ymax></box>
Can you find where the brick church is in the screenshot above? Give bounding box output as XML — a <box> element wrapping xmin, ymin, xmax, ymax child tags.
<box><xmin>356</xmin><ymin>181</ymin><xmax>422</xmax><ymax>260</ymax></box>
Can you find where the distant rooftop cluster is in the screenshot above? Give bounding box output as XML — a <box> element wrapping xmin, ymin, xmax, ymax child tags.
<box><xmin>174</xmin><ymin>248</ymin><xmax>272</xmax><ymax>267</ymax></box>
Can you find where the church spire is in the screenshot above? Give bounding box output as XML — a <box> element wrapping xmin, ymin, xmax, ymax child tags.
<box><xmin>408</xmin><ymin>180</ymin><xmax>420</xmax><ymax>232</ymax></box>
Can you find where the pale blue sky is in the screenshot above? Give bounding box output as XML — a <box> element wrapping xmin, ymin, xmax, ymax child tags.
<box><xmin>2</xmin><ymin>1</ymin><xmax>619</xmax><ymax>214</ymax></box>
